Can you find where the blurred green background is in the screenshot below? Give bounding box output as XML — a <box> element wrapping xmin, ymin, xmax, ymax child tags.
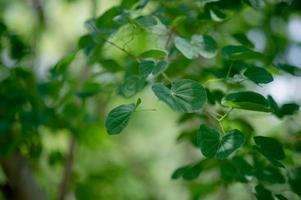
<box><xmin>1</xmin><ymin>0</ymin><xmax>301</xmax><ymax>199</ymax></box>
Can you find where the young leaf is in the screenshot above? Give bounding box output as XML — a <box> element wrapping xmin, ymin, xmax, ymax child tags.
<box><xmin>222</xmin><ymin>91</ymin><xmax>271</xmax><ymax>112</ymax></box>
<box><xmin>197</xmin><ymin>125</ymin><xmax>245</xmax><ymax>159</ymax></box>
<box><xmin>244</xmin><ymin>66</ymin><xmax>273</xmax><ymax>84</ymax></box>
<box><xmin>221</xmin><ymin>45</ymin><xmax>262</xmax><ymax>60</ymax></box>
<box><xmin>105</xmin><ymin>102</ymin><xmax>138</xmax><ymax>135</ymax></box>
<box><xmin>152</xmin><ymin>79</ymin><xmax>207</xmax><ymax>113</ymax></box>
<box><xmin>175</xmin><ymin>34</ymin><xmax>217</xmax><ymax>59</ymax></box>
<box><xmin>139</xmin><ymin>49</ymin><xmax>167</xmax><ymax>59</ymax></box>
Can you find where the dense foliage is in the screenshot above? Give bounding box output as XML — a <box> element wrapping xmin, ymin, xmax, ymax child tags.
<box><xmin>0</xmin><ymin>0</ymin><xmax>301</xmax><ymax>199</ymax></box>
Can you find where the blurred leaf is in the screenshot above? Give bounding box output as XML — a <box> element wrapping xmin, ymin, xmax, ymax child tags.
<box><xmin>232</xmin><ymin>33</ymin><xmax>254</xmax><ymax>48</ymax></box>
<box><xmin>139</xmin><ymin>60</ymin><xmax>155</xmax><ymax>77</ymax></box>
<box><xmin>50</xmin><ymin>52</ymin><xmax>77</xmax><ymax>78</ymax></box>
<box><xmin>99</xmin><ymin>59</ymin><xmax>123</xmax><ymax>72</ymax></box>
<box><xmin>152</xmin><ymin>61</ymin><xmax>167</xmax><ymax>76</ymax></box>
<box><xmin>254</xmin><ymin>185</ymin><xmax>274</xmax><ymax>200</ymax></box>
<box><xmin>118</xmin><ymin>75</ymin><xmax>146</xmax><ymax>98</ymax></box>
<box><xmin>105</xmin><ymin>102</ymin><xmax>138</xmax><ymax>135</ymax></box>
<box><xmin>221</xmin><ymin>45</ymin><xmax>262</xmax><ymax>60</ymax></box>
<box><xmin>254</xmin><ymin>136</ymin><xmax>285</xmax><ymax>167</ymax></box>
<box><xmin>139</xmin><ymin>49</ymin><xmax>167</xmax><ymax>59</ymax></box>
<box><xmin>244</xmin><ymin>66</ymin><xmax>273</xmax><ymax>84</ymax></box>
<box><xmin>135</xmin><ymin>15</ymin><xmax>157</xmax><ymax>27</ymax></box>
<box><xmin>76</xmin><ymin>82</ymin><xmax>102</xmax><ymax>99</ymax></box>
<box><xmin>175</xmin><ymin>34</ymin><xmax>217</xmax><ymax>59</ymax></box>
<box><xmin>172</xmin><ymin>161</ymin><xmax>203</xmax><ymax>180</ymax></box>
<box><xmin>288</xmin><ymin>167</ymin><xmax>301</xmax><ymax>197</ymax></box>
<box><xmin>152</xmin><ymin>79</ymin><xmax>207</xmax><ymax>113</ymax></box>
<box><xmin>222</xmin><ymin>91</ymin><xmax>271</xmax><ymax>112</ymax></box>
<box><xmin>274</xmin><ymin>63</ymin><xmax>301</xmax><ymax>76</ymax></box>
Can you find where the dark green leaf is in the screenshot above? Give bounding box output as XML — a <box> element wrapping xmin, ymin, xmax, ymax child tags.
<box><xmin>216</xmin><ymin>130</ymin><xmax>245</xmax><ymax>159</ymax></box>
<box><xmin>152</xmin><ymin>79</ymin><xmax>207</xmax><ymax>113</ymax></box>
<box><xmin>105</xmin><ymin>103</ymin><xmax>137</xmax><ymax>135</ymax></box>
<box><xmin>172</xmin><ymin>162</ymin><xmax>203</xmax><ymax>180</ymax></box>
<box><xmin>197</xmin><ymin>125</ymin><xmax>220</xmax><ymax>158</ymax></box>
<box><xmin>139</xmin><ymin>60</ymin><xmax>155</xmax><ymax>77</ymax></box>
<box><xmin>288</xmin><ymin>167</ymin><xmax>301</xmax><ymax>197</ymax></box>
<box><xmin>254</xmin><ymin>136</ymin><xmax>285</xmax><ymax>166</ymax></box>
<box><xmin>232</xmin><ymin>33</ymin><xmax>254</xmax><ymax>48</ymax></box>
<box><xmin>221</xmin><ymin>45</ymin><xmax>262</xmax><ymax>60</ymax></box>
<box><xmin>99</xmin><ymin>59</ymin><xmax>123</xmax><ymax>72</ymax></box>
<box><xmin>222</xmin><ymin>91</ymin><xmax>271</xmax><ymax>112</ymax></box>
<box><xmin>274</xmin><ymin>63</ymin><xmax>301</xmax><ymax>76</ymax></box>
<box><xmin>244</xmin><ymin>66</ymin><xmax>273</xmax><ymax>84</ymax></box>
<box><xmin>197</xmin><ymin>125</ymin><xmax>245</xmax><ymax>159</ymax></box>
<box><xmin>254</xmin><ymin>185</ymin><xmax>274</xmax><ymax>200</ymax></box>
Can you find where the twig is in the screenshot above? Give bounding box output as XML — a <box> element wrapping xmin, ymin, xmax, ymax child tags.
<box><xmin>58</xmin><ymin>136</ymin><xmax>76</xmax><ymax>200</ymax></box>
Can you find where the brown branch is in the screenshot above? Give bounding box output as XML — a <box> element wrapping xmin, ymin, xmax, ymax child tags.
<box><xmin>0</xmin><ymin>152</ymin><xmax>47</xmax><ymax>200</ymax></box>
<box><xmin>58</xmin><ymin>136</ymin><xmax>76</xmax><ymax>200</ymax></box>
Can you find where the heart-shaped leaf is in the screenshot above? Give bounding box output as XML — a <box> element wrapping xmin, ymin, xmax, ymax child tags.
<box><xmin>197</xmin><ymin>125</ymin><xmax>245</xmax><ymax>159</ymax></box>
<box><xmin>175</xmin><ymin>34</ymin><xmax>217</xmax><ymax>59</ymax></box>
<box><xmin>152</xmin><ymin>79</ymin><xmax>207</xmax><ymax>113</ymax></box>
<box><xmin>222</xmin><ymin>91</ymin><xmax>271</xmax><ymax>112</ymax></box>
<box><xmin>105</xmin><ymin>102</ymin><xmax>139</xmax><ymax>135</ymax></box>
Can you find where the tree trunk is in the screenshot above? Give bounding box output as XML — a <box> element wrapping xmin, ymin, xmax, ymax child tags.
<box><xmin>0</xmin><ymin>153</ymin><xmax>46</xmax><ymax>200</ymax></box>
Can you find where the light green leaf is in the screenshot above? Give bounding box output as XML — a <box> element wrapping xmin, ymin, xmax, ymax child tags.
<box><xmin>136</xmin><ymin>15</ymin><xmax>157</xmax><ymax>26</ymax></box>
<box><xmin>197</xmin><ymin>125</ymin><xmax>245</xmax><ymax>159</ymax></box>
<box><xmin>175</xmin><ymin>34</ymin><xmax>217</xmax><ymax>59</ymax></box>
<box><xmin>244</xmin><ymin>66</ymin><xmax>273</xmax><ymax>84</ymax></box>
<box><xmin>152</xmin><ymin>79</ymin><xmax>207</xmax><ymax>113</ymax></box>
<box><xmin>105</xmin><ymin>103</ymin><xmax>138</xmax><ymax>135</ymax></box>
<box><xmin>222</xmin><ymin>91</ymin><xmax>271</xmax><ymax>112</ymax></box>
<box><xmin>139</xmin><ymin>49</ymin><xmax>167</xmax><ymax>59</ymax></box>
<box><xmin>221</xmin><ymin>45</ymin><xmax>262</xmax><ymax>60</ymax></box>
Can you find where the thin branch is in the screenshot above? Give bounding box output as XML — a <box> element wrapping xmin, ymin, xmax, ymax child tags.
<box><xmin>58</xmin><ymin>136</ymin><xmax>76</xmax><ymax>200</ymax></box>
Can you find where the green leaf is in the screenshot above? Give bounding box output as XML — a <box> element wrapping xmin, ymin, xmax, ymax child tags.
<box><xmin>197</xmin><ymin>125</ymin><xmax>245</xmax><ymax>159</ymax></box>
<box><xmin>171</xmin><ymin>161</ymin><xmax>203</xmax><ymax>180</ymax></box>
<box><xmin>99</xmin><ymin>59</ymin><xmax>123</xmax><ymax>72</ymax></box>
<box><xmin>244</xmin><ymin>66</ymin><xmax>273</xmax><ymax>84</ymax></box>
<box><xmin>232</xmin><ymin>33</ymin><xmax>254</xmax><ymax>48</ymax></box>
<box><xmin>75</xmin><ymin>82</ymin><xmax>102</xmax><ymax>99</ymax></box>
<box><xmin>275</xmin><ymin>194</ymin><xmax>288</xmax><ymax>200</ymax></box>
<box><xmin>175</xmin><ymin>34</ymin><xmax>217</xmax><ymax>59</ymax></box>
<box><xmin>197</xmin><ymin>125</ymin><xmax>220</xmax><ymax>158</ymax></box>
<box><xmin>136</xmin><ymin>15</ymin><xmax>157</xmax><ymax>27</ymax></box>
<box><xmin>50</xmin><ymin>52</ymin><xmax>77</xmax><ymax>78</ymax></box>
<box><xmin>222</xmin><ymin>91</ymin><xmax>271</xmax><ymax>112</ymax></box>
<box><xmin>288</xmin><ymin>167</ymin><xmax>301</xmax><ymax>197</ymax></box>
<box><xmin>105</xmin><ymin>103</ymin><xmax>138</xmax><ymax>134</ymax></box>
<box><xmin>139</xmin><ymin>49</ymin><xmax>167</xmax><ymax>59</ymax></box>
<box><xmin>274</xmin><ymin>63</ymin><xmax>301</xmax><ymax>76</ymax></box>
<box><xmin>152</xmin><ymin>61</ymin><xmax>167</xmax><ymax>76</ymax></box>
<box><xmin>216</xmin><ymin>130</ymin><xmax>245</xmax><ymax>159</ymax></box>
<box><xmin>268</xmin><ymin>95</ymin><xmax>299</xmax><ymax>118</ymax></box>
<box><xmin>255</xmin><ymin>165</ymin><xmax>285</xmax><ymax>184</ymax></box>
<box><xmin>254</xmin><ymin>136</ymin><xmax>285</xmax><ymax>166</ymax></box>
<box><xmin>254</xmin><ymin>185</ymin><xmax>274</xmax><ymax>200</ymax></box>
<box><xmin>243</xmin><ymin>0</ymin><xmax>265</xmax><ymax>9</ymax></box>
<box><xmin>139</xmin><ymin>60</ymin><xmax>155</xmax><ymax>77</ymax></box>
<box><xmin>152</xmin><ymin>79</ymin><xmax>207</xmax><ymax>113</ymax></box>
<box><xmin>221</xmin><ymin>45</ymin><xmax>262</xmax><ymax>60</ymax></box>
<box><xmin>118</xmin><ymin>75</ymin><xmax>146</xmax><ymax>98</ymax></box>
